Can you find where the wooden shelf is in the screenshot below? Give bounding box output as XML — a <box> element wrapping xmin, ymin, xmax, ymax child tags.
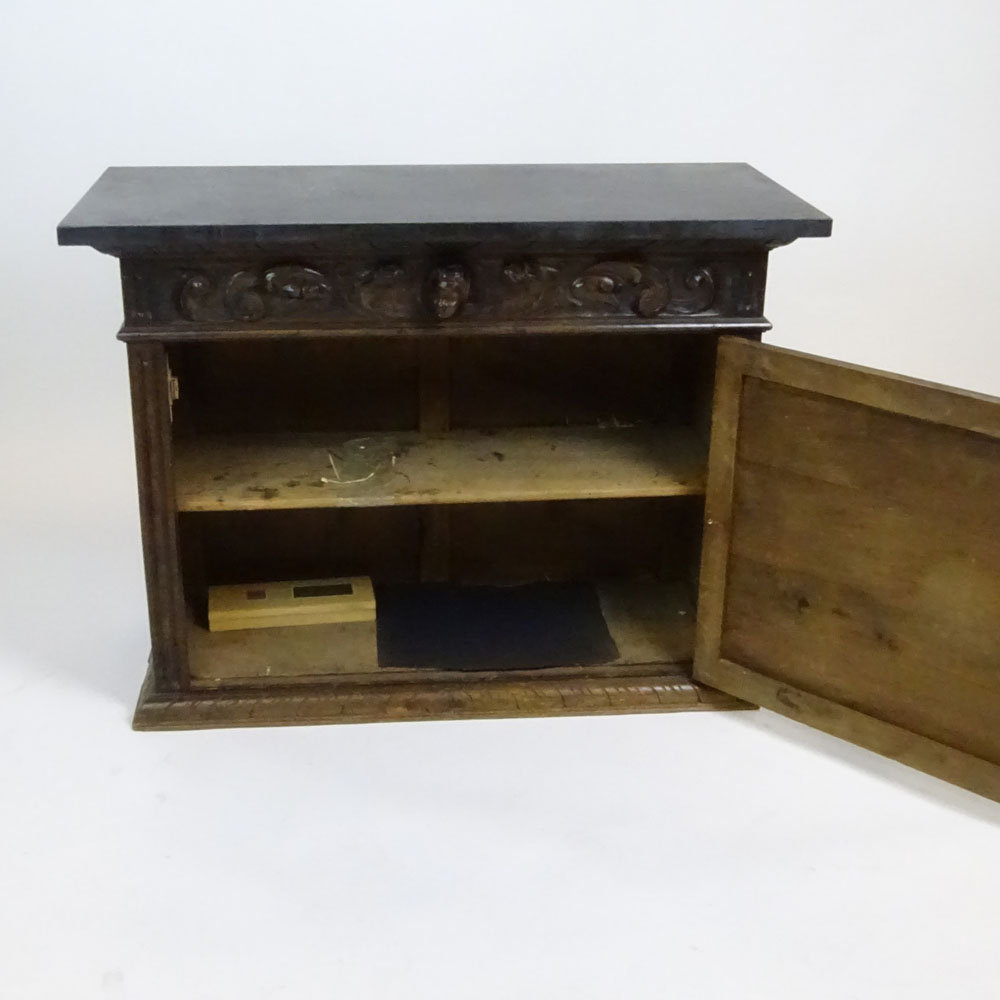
<box><xmin>188</xmin><ymin>579</ymin><xmax>696</xmax><ymax>687</ymax></box>
<box><xmin>174</xmin><ymin>425</ymin><xmax>707</xmax><ymax>512</ymax></box>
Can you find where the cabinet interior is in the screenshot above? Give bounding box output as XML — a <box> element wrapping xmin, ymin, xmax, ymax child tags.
<box><xmin>168</xmin><ymin>332</ymin><xmax>720</xmax><ymax>686</ymax></box>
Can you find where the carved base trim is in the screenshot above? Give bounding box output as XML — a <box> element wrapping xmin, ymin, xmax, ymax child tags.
<box><xmin>132</xmin><ymin>663</ymin><xmax>753</xmax><ymax>731</ymax></box>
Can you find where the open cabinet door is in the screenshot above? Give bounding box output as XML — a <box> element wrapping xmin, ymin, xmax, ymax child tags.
<box><xmin>694</xmin><ymin>337</ymin><xmax>1000</xmax><ymax>801</ymax></box>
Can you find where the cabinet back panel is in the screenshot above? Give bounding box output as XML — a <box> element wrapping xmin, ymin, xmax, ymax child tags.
<box><xmin>171</xmin><ymin>338</ymin><xmax>420</xmax><ymax>434</ymax></box>
<box><xmin>180</xmin><ymin>497</ymin><xmax>701</xmax><ymax>593</ymax></box>
<box><xmin>449</xmin><ymin>333</ymin><xmax>716</xmax><ymax>429</ymax></box>
<box><xmin>449</xmin><ymin>496</ymin><xmax>703</xmax><ymax>586</ymax></box>
<box><xmin>181</xmin><ymin>507</ymin><xmax>422</xmax><ymax>591</ymax></box>
<box><xmin>170</xmin><ymin>333</ymin><xmax>719</xmax><ymax>437</ymax></box>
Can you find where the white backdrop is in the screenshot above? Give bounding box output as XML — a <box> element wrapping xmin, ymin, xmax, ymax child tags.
<box><xmin>2</xmin><ymin>1</ymin><xmax>1000</xmax><ymax>997</ymax></box>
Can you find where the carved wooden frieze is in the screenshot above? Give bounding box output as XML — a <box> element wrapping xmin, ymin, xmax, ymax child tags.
<box><xmin>356</xmin><ymin>263</ymin><xmax>413</xmax><ymax>319</ymax></box>
<box><xmin>124</xmin><ymin>251</ymin><xmax>767</xmax><ymax>329</ymax></box>
<box><xmin>499</xmin><ymin>259</ymin><xmax>560</xmax><ymax>313</ymax></box>
<box><xmin>566</xmin><ymin>262</ymin><xmax>715</xmax><ymax>317</ymax></box>
<box><xmin>178</xmin><ymin>265</ymin><xmax>334</xmax><ymax>322</ymax></box>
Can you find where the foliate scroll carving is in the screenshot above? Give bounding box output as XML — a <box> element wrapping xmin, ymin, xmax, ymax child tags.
<box><xmin>178</xmin><ymin>266</ymin><xmax>335</xmax><ymax>322</ymax></box>
<box><xmin>502</xmin><ymin>259</ymin><xmax>560</xmax><ymax>312</ymax></box>
<box><xmin>424</xmin><ymin>264</ymin><xmax>471</xmax><ymax>319</ymax></box>
<box><xmin>161</xmin><ymin>254</ymin><xmax>737</xmax><ymax>327</ymax></box>
<box><xmin>669</xmin><ymin>266</ymin><xmax>716</xmax><ymax>315</ymax></box>
<box><xmin>357</xmin><ymin>263</ymin><xmax>413</xmax><ymax>318</ymax></box>
<box><xmin>177</xmin><ymin>274</ymin><xmax>212</xmax><ymax>321</ymax></box>
<box><xmin>224</xmin><ymin>270</ymin><xmax>266</xmax><ymax>321</ymax></box>
<box><xmin>569</xmin><ymin>261</ymin><xmax>644</xmax><ymax>309</ymax></box>
<box><xmin>568</xmin><ymin>261</ymin><xmax>715</xmax><ymax>317</ymax></box>
<box><xmin>636</xmin><ymin>273</ymin><xmax>672</xmax><ymax>318</ymax></box>
<box><xmin>263</xmin><ymin>265</ymin><xmax>332</xmax><ymax>302</ymax></box>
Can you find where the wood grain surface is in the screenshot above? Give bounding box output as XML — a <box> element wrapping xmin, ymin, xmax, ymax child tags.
<box><xmin>174</xmin><ymin>425</ymin><xmax>708</xmax><ymax>512</ymax></box>
<box><xmin>695</xmin><ymin>338</ymin><xmax>1000</xmax><ymax>800</ymax></box>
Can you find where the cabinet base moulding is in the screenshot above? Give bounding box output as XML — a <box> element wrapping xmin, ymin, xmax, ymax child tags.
<box><xmin>131</xmin><ymin>662</ymin><xmax>753</xmax><ymax>731</ymax></box>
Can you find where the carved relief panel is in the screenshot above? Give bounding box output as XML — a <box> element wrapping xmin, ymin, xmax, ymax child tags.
<box><xmin>122</xmin><ymin>250</ymin><xmax>767</xmax><ymax>329</ymax></box>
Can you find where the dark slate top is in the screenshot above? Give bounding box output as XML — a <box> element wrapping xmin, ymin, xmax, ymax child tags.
<box><xmin>57</xmin><ymin>163</ymin><xmax>831</xmax><ymax>254</ymax></box>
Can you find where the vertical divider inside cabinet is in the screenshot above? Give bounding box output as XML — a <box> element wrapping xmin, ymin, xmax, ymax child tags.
<box><xmin>418</xmin><ymin>336</ymin><xmax>451</xmax><ymax>582</ymax></box>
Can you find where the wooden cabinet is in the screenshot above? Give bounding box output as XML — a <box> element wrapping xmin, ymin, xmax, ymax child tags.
<box><xmin>58</xmin><ymin>164</ymin><xmax>1000</xmax><ymax>801</ymax></box>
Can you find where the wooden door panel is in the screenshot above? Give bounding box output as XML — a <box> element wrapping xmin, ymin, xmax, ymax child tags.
<box><xmin>695</xmin><ymin>338</ymin><xmax>1000</xmax><ymax>800</ymax></box>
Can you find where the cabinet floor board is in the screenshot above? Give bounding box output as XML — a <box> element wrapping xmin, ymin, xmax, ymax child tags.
<box><xmin>188</xmin><ymin>579</ymin><xmax>696</xmax><ymax>687</ymax></box>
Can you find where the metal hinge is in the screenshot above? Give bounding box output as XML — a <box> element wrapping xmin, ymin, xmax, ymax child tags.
<box><xmin>167</xmin><ymin>367</ymin><xmax>180</xmax><ymax>422</ymax></box>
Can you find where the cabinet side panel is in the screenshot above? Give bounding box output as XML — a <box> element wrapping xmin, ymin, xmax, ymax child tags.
<box><xmin>127</xmin><ymin>341</ymin><xmax>189</xmax><ymax>690</ymax></box>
